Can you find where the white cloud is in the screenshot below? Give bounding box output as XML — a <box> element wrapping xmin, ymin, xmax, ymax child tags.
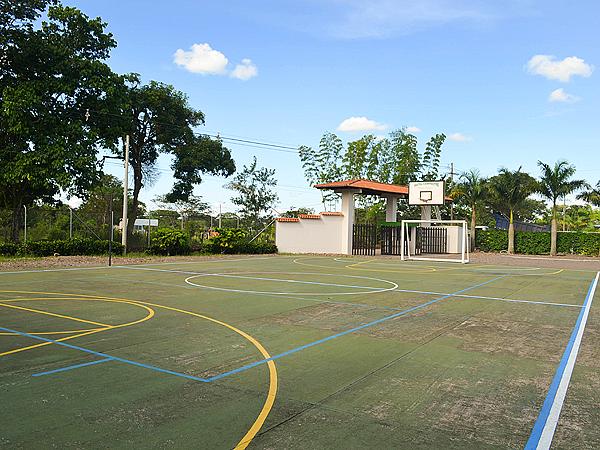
<box><xmin>337</xmin><ymin>116</ymin><xmax>387</xmax><ymax>132</ymax></box>
<box><xmin>173</xmin><ymin>43</ymin><xmax>229</xmax><ymax>75</ymax></box>
<box><xmin>173</xmin><ymin>43</ymin><xmax>257</xmax><ymax>81</ymax></box>
<box><xmin>448</xmin><ymin>132</ymin><xmax>472</xmax><ymax>142</ymax></box>
<box><xmin>526</xmin><ymin>55</ymin><xmax>593</xmax><ymax>82</ymax></box>
<box><xmin>231</xmin><ymin>58</ymin><xmax>258</xmax><ymax>80</ymax></box>
<box><xmin>406</xmin><ymin>126</ymin><xmax>421</xmax><ymax>133</ymax></box>
<box><xmin>548</xmin><ymin>88</ymin><xmax>580</xmax><ymax>103</ymax></box>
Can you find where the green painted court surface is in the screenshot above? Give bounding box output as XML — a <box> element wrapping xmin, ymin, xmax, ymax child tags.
<box><xmin>1</xmin><ymin>256</ymin><xmax>599</xmax><ymax>449</ymax></box>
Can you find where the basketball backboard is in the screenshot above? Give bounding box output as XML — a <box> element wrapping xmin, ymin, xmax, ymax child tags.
<box><xmin>408</xmin><ymin>181</ymin><xmax>445</xmax><ymax>206</ymax></box>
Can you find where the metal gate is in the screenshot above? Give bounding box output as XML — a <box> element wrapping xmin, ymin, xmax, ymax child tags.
<box><xmin>416</xmin><ymin>226</ymin><xmax>448</xmax><ymax>254</ymax></box>
<box><xmin>352</xmin><ymin>224</ymin><xmax>377</xmax><ymax>256</ymax></box>
<box><xmin>381</xmin><ymin>226</ymin><xmax>402</xmax><ymax>255</ymax></box>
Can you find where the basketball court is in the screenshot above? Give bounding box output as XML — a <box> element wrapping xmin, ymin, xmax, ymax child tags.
<box><xmin>1</xmin><ymin>255</ymin><xmax>598</xmax><ymax>448</ymax></box>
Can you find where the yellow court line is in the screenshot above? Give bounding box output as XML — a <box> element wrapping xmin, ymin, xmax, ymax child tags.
<box><xmin>0</xmin><ymin>297</ymin><xmax>155</xmax><ymax>356</ymax></box>
<box><xmin>0</xmin><ymin>302</ymin><xmax>110</xmax><ymax>327</ymax></box>
<box><xmin>0</xmin><ymin>328</ymin><xmax>108</xmax><ymax>357</ymax></box>
<box><xmin>0</xmin><ymin>290</ymin><xmax>276</xmax><ymax>450</ymax></box>
<box><xmin>0</xmin><ymin>329</ymin><xmax>104</xmax><ymax>336</ymax></box>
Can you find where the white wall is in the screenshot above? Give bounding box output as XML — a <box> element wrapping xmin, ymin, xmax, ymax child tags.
<box><xmin>276</xmin><ymin>215</ymin><xmax>345</xmax><ymax>254</ymax></box>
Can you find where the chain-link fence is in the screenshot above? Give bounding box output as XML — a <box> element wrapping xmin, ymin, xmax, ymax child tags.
<box><xmin>1</xmin><ymin>205</ymin><xmax>276</xmax><ymax>253</ymax></box>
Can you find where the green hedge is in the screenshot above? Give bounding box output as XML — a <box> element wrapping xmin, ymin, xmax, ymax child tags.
<box><xmin>149</xmin><ymin>228</ymin><xmax>190</xmax><ymax>256</ymax></box>
<box><xmin>476</xmin><ymin>229</ymin><xmax>600</xmax><ymax>256</ymax></box>
<box><xmin>0</xmin><ymin>238</ymin><xmax>124</xmax><ymax>257</ymax></box>
<box><xmin>204</xmin><ymin>228</ymin><xmax>277</xmax><ymax>254</ymax></box>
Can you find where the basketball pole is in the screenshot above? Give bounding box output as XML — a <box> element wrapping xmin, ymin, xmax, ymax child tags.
<box><xmin>121</xmin><ymin>134</ymin><xmax>129</xmax><ymax>255</ymax></box>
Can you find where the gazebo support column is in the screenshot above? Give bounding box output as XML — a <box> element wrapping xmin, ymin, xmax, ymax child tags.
<box><xmin>340</xmin><ymin>190</ymin><xmax>358</xmax><ymax>255</ymax></box>
<box><xmin>385</xmin><ymin>196</ymin><xmax>398</xmax><ymax>222</ymax></box>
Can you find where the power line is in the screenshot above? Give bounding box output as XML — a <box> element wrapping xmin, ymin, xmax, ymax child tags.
<box><xmin>102</xmin><ymin>160</ymin><xmax>315</xmax><ymax>191</ymax></box>
<box><xmin>85</xmin><ymin>108</ymin><xmax>301</xmax><ymax>153</ymax></box>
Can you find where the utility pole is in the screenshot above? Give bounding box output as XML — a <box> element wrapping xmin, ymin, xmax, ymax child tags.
<box><xmin>69</xmin><ymin>207</ymin><xmax>73</xmax><ymax>239</ymax></box>
<box><xmin>108</xmin><ymin>197</ymin><xmax>113</xmax><ymax>267</ymax></box>
<box><xmin>449</xmin><ymin>162</ymin><xmax>456</xmax><ymax>220</ymax></box>
<box><xmin>121</xmin><ymin>135</ymin><xmax>129</xmax><ymax>255</ymax></box>
<box><xmin>23</xmin><ymin>205</ymin><xmax>27</xmax><ymax>243</ymax></box>
<box><xmin>218</xmin><ymin>203</ymin><xmax>222</xmax><ymax>228</ymax></box>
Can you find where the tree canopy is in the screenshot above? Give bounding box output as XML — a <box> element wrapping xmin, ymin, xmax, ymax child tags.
<box><xmin>226</xmin><ymin>157</ymin><xmax>278</xmax><ymax>229</ymax></box>
<box><xmin>0</xmin><ymin>0</ymin><xmax>126</xmax><ymax>240</ymax></box>
<box><xmin>298</xmin><ymin>129</ymin><xmax>447</xmax><ymax>208</ymax></box>
<box><xmin>118</xmin><ymin>80</ymin><xmax>236</xmax><ymax>237</ymax></box>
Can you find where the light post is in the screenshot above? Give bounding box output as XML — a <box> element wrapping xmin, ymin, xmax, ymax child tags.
<box><xmin>23</xmin><ymin>205</ymin><xmax>27</xmax><ymax>243</ymax></box>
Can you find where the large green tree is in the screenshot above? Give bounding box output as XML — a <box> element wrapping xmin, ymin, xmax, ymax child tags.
<box><xmin>226</xmin><ymin>157</ymin><xmax>278</xmax><ymax>229</ymax></box>
<box><xmin>0</xmin><ymin>0</ymin><xmax>126</xmax><ymax>241</ymax></box>
<box><xmin>537</xmin><ymin>160</ymin><xmax>587</xmax><ymax>255</ymax></box>
<box><xmin>487</xmin><ymin>167</ymin><xmax>537</xmax><ymax>254</ymax></box>
<box><xmin>118</xmin><ymin>80</ymin><xmax>236</xmax><ymax>239</ymax></box>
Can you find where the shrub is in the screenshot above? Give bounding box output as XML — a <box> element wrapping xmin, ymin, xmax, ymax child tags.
<box><xmin>0</xmin><ymin>238</ymin><xmax>123</xmax><ymax>257</ymax></box>
<box><xmin>205</xmin><ymin>228</ymin><xmax>277</xmax><ymax>254</ymax></box>
<box><xmin>149</xmin><ymin>228</ymin><xmax>190</xmax><ymax>255</ymax></box>
<box><xmin>0</xmin><ymin>242</ymin><xmax>19</xmax><ymax>256</ymax></box>
<box><xmin>476</xmin><ymin>229</ymin><xmax>600</xmax><ymax>256</ymax></box>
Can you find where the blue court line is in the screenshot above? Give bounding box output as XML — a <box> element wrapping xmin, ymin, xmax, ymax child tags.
<box><xmin>32</xmin><ymin>357</ymin><xmax>113</xmax><ymax>377</ymax></box>
<box><xmin>2</xmin><ymin>274</ymin><xmax>504</xmax><ymax>383</ymax></box>
<box><xmin>0</xmin><ymin>325</ymin><xmax>211</xmax><ymax>383</ymax></box>
<box><xmin>205</xmin><ymin>275</ymin><xmax>506</xmax><ymax>381</ymax></box>
<box><xmin>524</xmin><ymin>274</ymin><xmax>597</xmax><ymax>450</ymax></box>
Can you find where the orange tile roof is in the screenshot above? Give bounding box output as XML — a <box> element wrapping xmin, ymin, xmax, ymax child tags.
<box><xmin>321</xmin><ymin>211</ymin><xmax>344</xmax><ymax>216</ymax></box>
<box><xmin>276</xmin><ymin>217</ymin><xmax>300</xmax><ymax>222</ymax></box>
<box><xmin>314</xmin><ymin>179</ymin><xmax>409</xmax><ymax>196</ymax></box>
<box><xmin>298</xmin><ymin>214</ymin><xmax>321</xmax><ymax>219</ymax></box>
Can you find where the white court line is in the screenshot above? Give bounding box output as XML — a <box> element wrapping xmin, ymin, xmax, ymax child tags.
<box><xmin>526</xmin><ymin>271</ymin><xmax>599</xmax><ymax>450</ymax></box>
<box><xmin>118</xmin><ymin>265</ymin><xmax>399</xmax><ymax>295</ymax></box>
<box><xmin>0</xmin><ymin>266</ymin><xmax>108</xmax><ymax>275</ymax></box>
<box><xmin>393</xmin><ymin>288</ymin><xmax>582</xmax><ymax>308</ymax></box>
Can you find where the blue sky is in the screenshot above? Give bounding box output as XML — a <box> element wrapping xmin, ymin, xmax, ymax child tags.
<box><xmin>68</xmin><ymin>0</ymin><xmax>599</xmax><ymax>215</ymax></box>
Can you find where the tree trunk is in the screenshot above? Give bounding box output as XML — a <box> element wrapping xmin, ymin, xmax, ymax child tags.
<box><xmin>11</xmin><ymin>200</ymin><xmax>23</xmax><ymax>243</ymax></box>
<box><xmin>507</xmin><ymin>210</ymin><xmax>515</xmax><ymax>254</ymax></box>
<box><xmin>550</xmin><ymin>206</ymin><xmax>558</xmax><ymax>256</ymax></box>
<box><xmin>470</xmin><ymin>206</ymin><xmax>476</xmax><ymax>250</ymax></box>
<box><xmin>127</xmin><ymin>163</ymin><xmax>143</xmax><ymax>242</ymax></box>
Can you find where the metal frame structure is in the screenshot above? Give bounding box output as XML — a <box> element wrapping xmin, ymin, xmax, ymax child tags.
<box><xmin>400</xmin><ymin>219</ymin><xmax>469</xmax><ymax>264</ymax></box>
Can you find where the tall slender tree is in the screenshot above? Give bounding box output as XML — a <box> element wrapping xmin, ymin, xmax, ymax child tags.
<box><xmin>537</xmin><ymin>160</ymin><xmax>588</xmax><ymax>255</ymax></box>
<box><xmin>226</xmin><ymin>157</ymin><xmax>278</xmax><ymax>229</ymax></box>
<box><xmin>452</xmin><ymin>169</ymin><xmax>487</xmax><ymax>249</ymax></box>
<box><xmin>487</xmin><ymin>167</ymin><xmax>537</xmax><ymax>254</ymax></box>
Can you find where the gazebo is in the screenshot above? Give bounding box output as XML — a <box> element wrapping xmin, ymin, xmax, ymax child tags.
<box><xmin>276</xmin><ymin>179</ymin><xmax>412</xmax><ymax>255</ymax></box>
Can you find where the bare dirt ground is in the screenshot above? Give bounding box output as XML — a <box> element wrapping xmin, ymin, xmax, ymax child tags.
<box><xmin>0</xmin><ymin>251</ymin><xmax>598</xmax><ymax>272</ymax></box>
<box><xmin>0</xmin><ymin>254</ymin><xmax>278</xmax><ymax>271</ymax></box>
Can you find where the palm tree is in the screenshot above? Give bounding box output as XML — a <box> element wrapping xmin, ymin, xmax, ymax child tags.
<box><xmin>537</xmin><ymin>161</ymin><xmax>588</xmax><ymax>256</ymax></box>
<box><xmin>487</xmin><ymin>167</ymin><xmax>537</xmax><ymax>254</ymax></box>
<box><xmin>452</xmin><ymin>169</ymin><xmax>487</xmax><ymax>249</ymax></box>
<box><xmin>577</xmin><ymin>180</ymin><xmax>600</xmax><ymax>207</ymax></box>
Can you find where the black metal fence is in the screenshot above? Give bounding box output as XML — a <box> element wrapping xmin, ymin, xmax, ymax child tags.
<box><xmin>416</xmin><ymin>226</ymin><xmax>448</xmax><ymax>254</ymax></box>
<box><xmin>352</xmin><ymin>224</ymin><xmax>377</xmax><ymax>256</ymax></box>
<box><xmin>381</xmin><ymin>226</ymin><xmax>402</xmax><ymax>255</ymax></box>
